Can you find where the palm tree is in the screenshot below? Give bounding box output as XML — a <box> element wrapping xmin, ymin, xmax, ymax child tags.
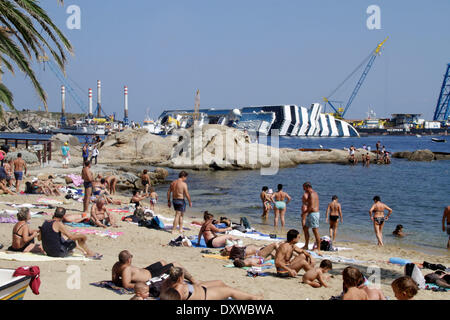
<box><xmin>0</xmin><ymin>0</ymin><xmax>73</xmax><ymax>117</ymax></box>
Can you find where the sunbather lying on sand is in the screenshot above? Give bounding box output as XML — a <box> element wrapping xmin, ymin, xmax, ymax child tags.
<box><xmin>112</xmin><ymin>250</ymin><xmax>197</xmax><ymax>289</ymax></box>
<box><xmin>159</xmin><ymin>266</ymin><xmax>263</xmax><ymax>300</ymax></box>
<box><xmin>221</xmin><ymin>242</ymin><xmax>280</xmax><ymax>259</ymax></box>
<box><xmin>233</xmin><ymin>256</ymin><xmax>273</xmax><ymax>268</ymax></box>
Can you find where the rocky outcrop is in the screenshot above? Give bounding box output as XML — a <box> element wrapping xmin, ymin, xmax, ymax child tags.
<box><xmin>99</xmin><ymin>128</ymin><xmax>173</xmax><ymax>163</ymax></box>
<box><xmin>115</xmin><ymin>167</ymin><xmax>169</xmax><ymax>191</ymax></box>
<box><xmin>51</xmin><ymin>134</ymin><xmax>81</xmax><ymax>149</ymax></box>
<box><xmin>165</xmin><ymin>125</ymin><xmax>377</xmax><ymax>170</ymax></box>
<box><xmin>393</xmin><ymin>149</ymin><xmax>450</xmax><ymax>161</ymax></box>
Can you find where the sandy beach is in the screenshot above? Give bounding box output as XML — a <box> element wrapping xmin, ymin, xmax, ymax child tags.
<box><xmin>0</xmin><ymin>164</ymin><xmax>448</xmax><ymax>300</ymax></box>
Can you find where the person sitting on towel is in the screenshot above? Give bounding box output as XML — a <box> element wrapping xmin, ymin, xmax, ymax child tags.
<box><xmin>8</xmin><ymin>208</ymin><xmax>45</xmax><ymax>254</ymax></box>
<box><xmin>111</xmin><ymin>250</ymin><xmax>197</xmax><ymax>289</ymax></box>
<box><xmin>159</xmin><ymin>266</ymin><xmax>263</xmax><ymax>300</ymax></box>
<box><xmin>89</xmin><ymin>198</ymin><xmax>117</xmax><ymax>228</ymax></box>
<box><xmin>39</xmin><ymin>207</ymin><xmax>102</xmax><ymax>259</ymax></box>
<box><xmin>274</xmin><ymin>229</ymin><xmax>315</xmax><ymax>278</ymax></box>
<box><xmin>198</xmin><ymin>211</ymin><xmax>237</xmax><ymax>248</ymax></box>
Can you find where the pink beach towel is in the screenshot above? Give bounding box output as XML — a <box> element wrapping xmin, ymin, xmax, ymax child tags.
<box><xmin>67</xmin><ymin>174</ymin><xmax>84</xmax><ymax>187</ymax></box>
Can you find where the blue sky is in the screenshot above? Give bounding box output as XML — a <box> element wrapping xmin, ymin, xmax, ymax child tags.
<box><xmin>4</xmin><ymin>0</ymin><xmax>450</xmax><ymax>121</ymax></box>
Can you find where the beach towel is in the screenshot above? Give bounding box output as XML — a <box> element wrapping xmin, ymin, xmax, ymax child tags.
<box><xmin>424</xmin><ymin>283</ymin><xmax>450</xmax><ymax>292</ymax></box>
<box><xmin>13</xmin><ymin>266</ymin><xmax>40</xmax><ymax>295</ymax></box>
<box><xmin>69</xmin><ymin>228</ymin><xmax>123</xmax><ymax>239</ymax></box>
<box><xmin>0</xmin><ymin>216</ymin><xmax>18</xmax><ymax>223</ymax></box>
<box><xmin>90</xmin><ymin>281</ymin><xmax>135</xmax><ymax>295</ymax></box>
<box><xmin>191</xmin><ymin>238</ymin><xmax>225</xmax><ymax>249</ymax></box>
<box><xmin>0</xmin><ymin>251</ymin><xmax>92</xmax><ymax>262</ymax></box>
<box><xmin>307</xmin><ymin>251</ymin><xmax>366</xmax><ymax>264</ymax></box>
<box><xmin>37</xmin><ymin>198</ymin><xmax>63</xmax><ymax>205</ymax></box>
<box><xmin>64</xmin><ymin>222</ymin><xmax>93</xmax><ymax>228</ymax></box>
<box><xmin>228</xmin><ymin>229</ymin><xmax>284</xmax><ymax>242</ymax></box>
<box><xmin>67</xmin><ymin>174</ymin><xmax>84</xmax><ymax>187</ymax></box>
<box><xmin>224</xmin><ymin>260</ymin><xmax>275</xmax><ymax>270</ymax></box>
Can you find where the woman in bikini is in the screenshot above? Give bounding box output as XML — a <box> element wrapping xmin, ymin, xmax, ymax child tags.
<box><xmin>8</xmin><ymin>208</ymin><xmax>45</xmax><ymax>253</ymax></box>
<box><xmin>160</xmin><ymin>267</ymin><xmax>263</xmax><ymax>300</ymax></box>
<box><xmin>198</xmin><ymin>211</ymin><xmax>237</xmax><ymax>248</ymax></box>
<box><xmin>325</xmin><ymin>195</ymin><xmax>343</xmax><ymax>242</ymax></box>
<box><xmin>369</xmin><ymin>195</ymin><xmax>393</xmax><ymax>246</ymax></box>
<box><xmin>271</xmin><ymin>184</ymin><xmax>291</xmax><ymax>232</ymax></box>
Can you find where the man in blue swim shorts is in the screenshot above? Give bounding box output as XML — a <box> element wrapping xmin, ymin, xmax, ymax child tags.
<box><xmin>167</xmin><ymin>171</ymin><xmax>192</xmax><ymax>234</ymax></box>
<box><xmin>12</xmin><ymin>153</ymin><xmax>27</xmax><ymax>192</ymax></box>
<box><xmin>302</xmin><ymin>182</ymin><xmax>322</xmax><ymax>254</ymax></box>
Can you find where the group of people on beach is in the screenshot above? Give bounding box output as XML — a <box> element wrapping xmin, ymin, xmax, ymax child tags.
<box><xmin>260</xmin><ymin>181</ymin><xmax>398</xmax><ymax>248</ymax></box>
<box><xmin>349</xmin><ymin>141</ymin><xmax>391</xmax><ymax>166</ymax></box>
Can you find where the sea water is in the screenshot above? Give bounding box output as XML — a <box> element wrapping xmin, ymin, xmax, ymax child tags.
<box><xmin>156</xmin><ymin>135</ymin><xmax>450</xmax><ymax>255</ymax></box>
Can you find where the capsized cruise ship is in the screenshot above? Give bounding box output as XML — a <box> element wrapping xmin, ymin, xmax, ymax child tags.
<box><xmin>155</xmin><ymin>104</ymin><xmax>359</xmax><ymax>137</ymax></box>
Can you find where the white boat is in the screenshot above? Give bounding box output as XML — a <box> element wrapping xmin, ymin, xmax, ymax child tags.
<box><xmin>0</xmin><ymin>268</ymin><xmax>31</xmax><ymax>300</ymax></box>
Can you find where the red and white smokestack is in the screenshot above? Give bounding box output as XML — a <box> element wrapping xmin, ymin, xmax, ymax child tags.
<box><xmin>124</xmin><ymin>86</ymin><xmax>129</xmax><ymax>122</ymax></box>
<box><xmin>61</xmin><ymin>85</ymin><xmax>66</xmax><ymax>115</ymax></box>
<box><xmin>88</xmin><ymin>88</ymin><xmax>93</xmax><ymax>118</ymax></box>
<box><xmin>97</xmin><ymin>80</ymin><xmax>102</xmax><ymax>118</ymax></box>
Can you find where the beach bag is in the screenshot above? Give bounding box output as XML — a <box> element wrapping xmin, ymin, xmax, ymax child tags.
<box><xmin>240</xmin><ymin>217</ymin><xmax>251</xmax><ymax>229</ymax></box>
<box><xmin>405</xmin><ymin>263</ymin><xmax>425</xmax><ymax>289</ymax></box>
<box><xmin>229</xmin><ymin>246</ymin><xmax>245</xmax><ymax>260</ymax></box>
<box><xmin>320</xmin><ymin>236</ymin><xmax>332</xmax><ymax>251</ymax></box>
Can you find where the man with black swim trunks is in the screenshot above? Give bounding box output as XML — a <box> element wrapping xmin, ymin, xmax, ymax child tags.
<box><xmin>326</xmin><ymin>195</ymin><xmax>343</xmax><ymax>242</ymax></box>
<box><xmin>369</xmin><ymin>195</ymin><xmax>392</xmax><ymax>246</ymax></box>
<box><xmin>82</xmin><ymin>160</ymin><xmax>94</xmax><ymax>215</ymax></box>
<box><xmin>275</xmin><ymin>229</ymin><xmax>314</xmax><ymax>278</ymax></box>
<box><xmin>112</xmin><ymin>250</ymin><xmax>197</xmax><ymax>289</ymax></box>
<box><xmin>141</xmin><ymin>170</ymin><xmax>151</xmax><ymax>195</ymax></box>
<box><xmin>167</xmin><ymin>171</ymin><xmax>192</xmax><ymax>234</ymax></box>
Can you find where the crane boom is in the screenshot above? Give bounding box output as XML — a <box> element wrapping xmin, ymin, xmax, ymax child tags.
<box><xmin>433</xmin><ymin>63</ymin><xmax>450</xmax><ymax>122</ymax></box>
<box><xmin>324</xmin><ymin>37</ymin><xmax>388</xmax><ymax>119</ymax></box>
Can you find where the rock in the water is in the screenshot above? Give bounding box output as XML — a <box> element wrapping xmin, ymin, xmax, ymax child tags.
<box><xmin>408</xmin><ymin>149</ymin><xmax>435</xmax><ymax>161</ymax></box>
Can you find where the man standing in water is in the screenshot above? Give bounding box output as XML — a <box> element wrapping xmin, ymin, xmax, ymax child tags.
<box><xmin>167</xmin><ymin>171</ymin><xmax>192</xmax><ymax>234</ymax></box>
<box><xmin>82</xmin><ymin>160</ymin><xmax>94</xmax><ymax>215</ymax></box>
<box><xmin>442</xmin><ymin>205</ymin><xmax>450</xmax><ymax>249</ymax></box>
<box><xmin>369</xmin><ymin>196</ymin><xmax>393</xmax><ymax>246</ymax></box>
<box><xmin>302</xmin><ymin>182</ymin><xmax>321</xmax><ymax>253</ymax></box>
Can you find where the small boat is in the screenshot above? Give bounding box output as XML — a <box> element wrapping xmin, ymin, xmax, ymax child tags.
<box><xmin>0</xmin><ymin>268</ymin><xmax>31</xmax><ymax>300</ymax></box>
<box><xmin>416</xmin><ymin>134</ymin><xmax>422</xmax><ymax>138</ymax></box>
<box><xmin>431</xmin><ymin>138</ymin><xmax>446</xmax><ymax>143</ymax></box>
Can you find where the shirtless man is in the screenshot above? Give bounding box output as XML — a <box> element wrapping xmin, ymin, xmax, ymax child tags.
<box><xmin>4</xmin><ymin>160</ymin><xmax>14</xmax><ymax>187</ymax></box>
<box><xmin>271</xmin><ymin>184</ymin><xmax>291</xmax><ymax>232</ymax></box>
<box><xmin>369</xmin><ymin>195</ymin><xmax>392</xmax><ymax>246</ymax></box>
<box><xmin>81</xmin><ymin>160</ymin><xmax>94</xmax><ymax>215</ymax></box>
<box><xmin>275</xmin><ymin>229</ymin><xmax>315</xmax><ymax>278</ymax></box>
<box><xmin>111</xmin><ymin>250</ymin><xmax>197</xmax><ymax>289</ymax></box>
<box><xmin>12</xmin><ymin>153</ymin><xmax>27</xmax><ymax>192</ymax></box>
<box><xmin>442</xmin><ymin>205</ymin><xmax>450</xmax><ymax>249</ymax></box>
<box><xmin>365</xmin><ymin>153</ymin><xmax>371</xmax><ymax>167</ymax></box>
<box><xmin>90</xmin><ymin>198</ymin><xmax>117</xmax><ymax>228</ymax></box>
<box><xmin>141</xmin><ymin>170</ymin><xmax>151</xmax><ymax>195</ymax></box>
<box><xmin>301</xmin><ymin>187</ymin><xmax>309</xmax><ymax>236</ymax></box>
<box><xmin>325</xmin><ymin>195</ymin><xmax>343</xmax><ymax>242</ymax></box>
<box><xmin>167</xmin><ymin>171</ymin><xmax>192</xmax><ymax>234</ymax></box>
<box><xmin>302</xmin><ymin>182</ymin><xmax>321</xmax><ymax>253</ymax></box>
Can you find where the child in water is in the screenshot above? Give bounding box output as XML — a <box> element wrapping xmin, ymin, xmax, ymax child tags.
<box><xmin>393</xmin><ymin>224</ymin><xmax>405</xmax><ymax>237</ymax></box>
